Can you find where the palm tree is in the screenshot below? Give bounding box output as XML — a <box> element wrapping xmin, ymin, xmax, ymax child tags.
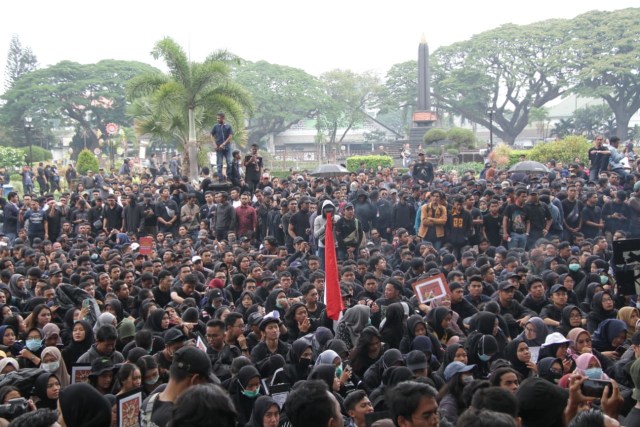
<box><xmin>126</xmin><ymin>37</ymin><xmax>253</xmax><ymax>180</ymax></box>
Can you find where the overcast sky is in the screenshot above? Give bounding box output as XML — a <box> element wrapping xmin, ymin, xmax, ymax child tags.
<box><xmin>1</xmin><ymin>1</ymin><xmax>637</xmax><ymax>86</ymax></box>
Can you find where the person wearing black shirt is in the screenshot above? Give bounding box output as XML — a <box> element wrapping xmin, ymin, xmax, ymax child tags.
<box><xmin>482</xmin><ymin>199</ymin><xmax>503</xmax><ymax>247</ymax></box>
<box><xmin>243</xmin><ymin>144</ymin><xmax>263</xmax><ymax>194</ymax></box>
<box><xmin>412</xmin><ymin>153</ymin><xmax>434</xmax><ymax>187</ymax></box>
<box><xmin>581</xmin><ymin>191</ymin><xmax>604</xmax><ymax>239</ymax></box>
<box><xmin>152</xmin><ymin>270</ymin><xmax>174</xmax><ymax>308</ymax></box>
<box><xmin>588</xmin><ymin>135</ymin><xmax>610</xmax><ymax>182</ymax></box>
<box><xmin>335</xmin><ymin>203</ymin><xmax>364</xmax><ymax>262</ymax></box>
<box><xmin>288</xmin><ymin>197</ymin><xmax>311</xmax><ymax>245</ymax></box>
<box><xmin>103</xmin><ymin>195</ymin><xmax>123</xmax><ymax>232</ymax></box>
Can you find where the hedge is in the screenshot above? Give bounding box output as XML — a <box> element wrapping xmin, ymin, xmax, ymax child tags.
<box><xmin>346</xmin><ymin>155</ymin><xmax>393</xmax><ymax>172</ymax></box>
<box><xmin>76</xmin><ymin>149</ymin><xmax>100</xmax><ymax>176</ymax></box>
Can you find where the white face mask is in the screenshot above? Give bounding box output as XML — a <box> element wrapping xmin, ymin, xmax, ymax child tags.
<box><xmin>41</xmin><ymin>361</ymin><xmax>60</xmax><ymax>372</ymax></box>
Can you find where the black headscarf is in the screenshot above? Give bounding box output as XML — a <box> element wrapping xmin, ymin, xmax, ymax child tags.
<box><xmin>246</xmin><ymin>395</ymin><xmax>279</xmax><ymax>427</ymax></box>
<box><xmin>286</xmin><ymin>339</ymin><xmax>312</xmax><ymax>383</ymax></box>
<box><xmin>504</xmin><ymin>338</ymin><xmax>532</xmax><ymax>379</ymax></box>
<box><xmin>33</xmin><ymin>372</ymin><xmax>58</xmax><ymax>410</ymax></box>
<box><xmin>379</xmin><ymin>302</ymin><xmax>406</xmax><ymax>349</ymax></box>
<box><xmin>58</xmin><ymin>382</ymin><xmax>111</xmax><ymax>427</ymax></box>
<box><xmin>62</xmin><ymin>320</ymin><xmax>95</xmax><ymax>372</ymax></box>
<box><xmin>144</xmin><ymin>309</ymin><xmax>167</xmax><ymax>335</ymax></box>
<box><xmin>537</xmin><ymin>357</ymin><xmax>563</xmax><ymax>384</ymax></box>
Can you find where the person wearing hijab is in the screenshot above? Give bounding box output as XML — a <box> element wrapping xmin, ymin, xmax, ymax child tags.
<box><xmin>62</xmin><ymin>320</ymin><xmax>94</xmax><ymax>372</ymax></box>
<box><xmin>379</xmin><ymin>302</ymin><xmax>406</xmax><ymax>350</ymax></box>
<box><xmin>558</xmin><ymin>305</ymin><xmax>584</xmax><ymax>336</ymax></box>
<box><xmin>8</xmin><ymin>274</ymin><xmax>31</xmax><ymax>309</ymax></box>
<box><xmin>399</xmin><ymin>315</ymin><xmax>427</xmax><ymax>354</ymax></box>
<box><xmin>437</xmin><ymin>361</ymin><xmax>476</xmax><ymax>424</ymax></box>
<box><xmin>565</xmin><ymin>327</ymin><xmax>614</xmax><ymax>375</ymax></box>
<box><xmin>229</xmin><ymin>365</ymin><xmax>262</xmax><ymax>426</ymax></box>
<box><xmin>285</xmin><ymin>338</ymin><xmax>313</xmax><ymax>384</ymax></box>
<box><xmin>0</xmin><ymin>357</ymin><xmax>19</xmax><ymax>375</ymax></box>
<box><xmin>587</xmin><ymin>290</ymin><xmax>618</xmax><ymax>333</ymax></box>
<box><xmin>308</xmin><ymin>364</ymin><xmax>346</xmax><ymax>414</ymax></box>
<box><xmin>504</xmin><ymin>338</ymin><xmax>538</xmax><ymax>380</ymax></box>
<box><xmin>465</xmin><ymin>333</ymin><xmax>499</xmax><ymax>379</ymax></box>
<box><xmin>283</xmin><ymin>302</ymin><xmax>315</xmax><ymax>343</ymax></box>
<box><xmin>592</xmin><ymin>318</ymin><xmax>627</xmax><ymax>356</ymax></box>
<box><xmin>143</xmin><ymin>309</ymin><xmax>169</xmax><ymax>337</ymax></box>
<box><xmin>426</xmin><ymin>306</ymin><xmax>457</xmax><ymax>347</ymax></box>
<box><xmin>362</xmin><ymin>348</ymin><xmax>404</xmax><ymax>392</ymax></box>
<box><xmin>516</xmin><ymin>317</ymin><xmax>548</xmax><ymax>347</ymax></box>
<box><xmin>573</xmin><ymin>352</ymin><xmax>610</xmax><ymax>380</ymax></box>
<box><xmin>57</xmin><ymin>382</ymin><xmax>112</xmax><ymax>427</ymax></box>
<box><xmin>40</xmin><ymin>346</ymin><xmax>70</xmax><ymax>387</ymax></box>
<box><xmin>93</xmin><ymin>312</ymin><xmax>117</xmax><ymax>335</ymax></box>
<box><xmin>245</xmin><ymin>395</ymin><xmax>280</xmax><ymax>427</ymax></box>
<box><xmin>105</xmin><ymin>299</ymin><xmax>125</xmax><ymax>324</ymax></box>
<box><xmin>580</xmin><ymin>281</ymin><xmax>604</xmax><ymax>312</ymax></box>
<box><xmin>436</xmin><ymin>343</ymin><xmax>468</xmax><ymax>380</ymax></box>
<box><xmin>33</xmin><ymin>372</ymin><xmax>60</xmax><ymax>410</ymax></box>
<box><xmin>537</xmin><ymin>357</ymin><xmax>564</xmax><ymax>384</ymax></box>
<box><xmin>467</xmin><ymin>311</ymin><xmax>508</xmax><ymax>355</ymax></box>
<box><xmin>336</xmin><ymin>305</ymin><xmax>370</xmax><ymax>351</ymax></box>
<box><xmin>369</xmin><ymin>366</ymin><xmax>415</xmax><ymax>411</ymax></box>
<box><xmin>617</xmin><ymin>306</ymin><xmax>639</xmax><ymax>341</ymax></box>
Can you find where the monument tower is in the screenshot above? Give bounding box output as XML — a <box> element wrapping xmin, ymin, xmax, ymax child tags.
<box><xmin>408</xmin><ymin>35</ymin><xmax>437</xmax><ymax>145</ymax></box>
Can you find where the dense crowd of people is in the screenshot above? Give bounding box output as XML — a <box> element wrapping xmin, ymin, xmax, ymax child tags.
<box><xmin>0</xmin><ymin>134</ymin><xmax>637</xmax><ymax>427</ymax></box>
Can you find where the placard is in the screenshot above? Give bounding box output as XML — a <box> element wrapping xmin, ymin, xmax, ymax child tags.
<box><xmin>71</xmin><ymin>364</ymin><xmax>91</xmax><ymax>384</ymax></box>
<box><xmin>117</xmin><ymin>388</ymin><xmax>142</xmax><ymax>427</ymax></box>
<box><xmin>411</xmin><ymin>273</ymin><xmax>450</xmax><ymax>304</ymax></box>
<box><xmin>139</xmin><ymin>236</ymin><xmax>153</xmax><ymax>256</ymax></box>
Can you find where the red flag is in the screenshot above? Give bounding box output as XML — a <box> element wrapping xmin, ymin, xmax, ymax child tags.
<box><xmin>324</xmin><ymin>212</ymin><xmax>343</xmax><ymax>320</ymax></box>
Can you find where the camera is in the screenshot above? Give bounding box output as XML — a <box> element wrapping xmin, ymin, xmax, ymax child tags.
<box><xmin>0</xmin><ymin>398</ymin><xmax>29</xmax><ymax>419</ymax></box>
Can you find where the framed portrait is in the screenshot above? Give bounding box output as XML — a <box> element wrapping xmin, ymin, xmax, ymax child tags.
<box><xmin>117</xmin><ymin>388</ymin><xmax>142</xmax><ymax>427</ymax></box>
<box><xmin>71</xmin><ymin>364</ymin><xmax>91</xmax><ymax>384</ymax></box>
<box><xmin>411</xmin><ymin>273</ymin><xmax>450</xmax><ymax>304</ymax></box>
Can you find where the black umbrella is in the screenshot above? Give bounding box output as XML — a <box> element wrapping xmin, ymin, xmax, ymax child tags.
<box><xmin>508</xmin><ymin>161</ymin><xmax>549</xmax><ymax>173</ymax></box>
<box><xmin>309</xmin><ymin>164</ymin><xmax>350</xmax><ymax>177</ymax></box>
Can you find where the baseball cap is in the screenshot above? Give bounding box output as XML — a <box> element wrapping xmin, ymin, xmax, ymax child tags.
<box><xmin>164</xmin><ymin>327</ymin><xmax>188</xmax><ymax>344</ymax></box>
<box><xmin>172</xmin><ymin>346</ymin><xmax>219</xmax><ymax>384</ymax></box>
<box><xmin>541</xmin><ymin>332</ymin><xmax>571</xmax><ymax>348</ymax></box>
<box><xmin>550</xmin><ymin>284</ymin><xmax>568</xmax><ymax>294</ymax></box>
<box><xmin>191</xmin><ymin>255</ymin><xmax>202</xmax><ymax>263</ymax></box>
<box><xmin>209</xmin><ymin>288</ymin><xmax>224</xmax><ymax>300</ymax></box>
<box><xmin>260</xmin><ymin>311</ymin><xmax>282</xmax><ymax>331</ymax></box>
<box><xmin>89</xmin><ymin>358</ymin><xmax>117</xmax><ymax>377</ymax></box>
<box><xmin>198</xmin><ymin>230</ymin><xmax>208</xmax><ymax>238</ymax></box>
<box><xmin>498</xmin><ymin>282</ymin><xmax>516</xmax><ymax>291</ymax></box>
<box><xmin>406</xmin><ymin>350</ymin><xmax>429</xmax><ymax>372</ymax></box>
<box><xmin>248</xmin><ymin>312</ymin><xmax>264</xmax><ymax>326</ymax></box>
<box><xmin>444</xmin><ymin>361</ymin><xmax>476</xmax><ymax>381</ymax></box>
<box><xmin>344</xmin><ymin>203</ymin><xmax>354</xmax><ymax>210</ymax></box>
<box><xmin>293</xmin><ymin>236</ymin><xmax>305</xmax><ymax>244</ymax></box>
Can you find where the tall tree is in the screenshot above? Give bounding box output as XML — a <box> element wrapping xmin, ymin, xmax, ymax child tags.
<box><xmin>317</xmin><ymin>69</ymin><xmax>380</xmax><ymax>147</ymax></box>
<box><xmin>432</xmin><ymin>19</ymin><xmax>572</xmax><ymax>144</ymax></box>
<box><xmin>377</xmin><ymin>60</ymin><xmax>418</xmax><ymax>133</ymax></box>
<box><xmin>233</xmin><ymin>60</ymin><xmax>322</xmax><ymax>147</ymax></box>
<box><xmin>4</xmin><ymin>34</ymin><xmax>38</xmax><ymax>91</ymax></box>
<box><xmin>566</xmin><ymin>8</ymin><xmax>640</xmax><ymax>139</ymax></box>
<box><xmin>127</xmin><ymin>37</ymin><xmax>253</xmax><ymax>179</ymax></box>
<box><xmin>1</xmin><ymin>59</ymin><xmax>154</xmax><ymax>148</ymax></box>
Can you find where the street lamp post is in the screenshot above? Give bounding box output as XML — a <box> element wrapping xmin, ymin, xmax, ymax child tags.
<box><xmin>24</xmin><ymin>116</ymin><xmax>33</xmax><ymax>165</ymax></box>
<box><xmin>488</xmin><ymin>109</ymin><xmax>494</xmax><ymax>153</ymax></box>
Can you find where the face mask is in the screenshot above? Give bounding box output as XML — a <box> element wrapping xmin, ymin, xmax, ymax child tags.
<box><xmin>41</xmin><ymin>361</ymin><xmax>60</xmax><ymax>372</ymax></box>
<box><xmin>335</xmin><ymin>366</ymin><xmax>343</xmax><ymax>378</ymax></box>
<box><xmin>461</xmin><ymin>375</ymin><xmax>473</xmax><ymax>384</ymax></box>
<box><xmin>144</xmin><ymin>375</ymin><xmax>159</xmax><ymax>385</ymax></box>
<box><xmin>299</xmin><ymin>358</ymin><xmax>311</xmax><ymax>369</ymax></box>
<box><xmin>600</xmin><ymin>276</ymin><xmax>609</xmax><ymax>284</ymax></box>
<box><xmin>569</xmin><ymin>264</ymin><xmax>580</xmax><ymax>272</ymax></box>
<box><xmin>242</xmin><ymin>389</ymin><xmax>260</xmax><ymax>398</ymax></box>
<box><xmin>26</xmin><ymin>339</ymin><xmax>42</xmax><ymax>352</ymax></box>
<box><xmin>478</xmin><ymin>353</ymin><xmax>492</xmax><ymax>362</ymax></box>
<box><xmin>584</xmin><ymin>367</ymin><xmax>602</xmax><ymax>379</ymax></box>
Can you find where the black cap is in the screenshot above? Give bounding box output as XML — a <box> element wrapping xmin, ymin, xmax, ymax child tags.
<box><xmin>259</xmin><ymin>313</ymin><xmax>282</xmax><ymax>331</ymax></box>
<box><xmin>344</xmin><ymin>203</ymin><xmax>354</xmax><ymax>210</ymax></box>
<box><xmin>498</xmin><ymin>282</ymin><xmax>516</xmax><ymax>291</ymax></box>
<box><xmin>550</xmin><ymin>284</ymin><xmax>568</xmax><ymax>294</ymax></box>
<box><xmin>209</xmin><ymin>288</ymin><xmax>224</xmax><ymax>301</ymax></box>
<box><xmin>89</xmin><ymin>357</ymin><xmax>117</xmax><ymax>377</ymax></box>
<box><xmin>248</xmin><ymin>312</ymin><xmax>264</xmax><ymax>326</ymax></box>
<box><xmin>172</xmin><ymin>346</ymin><xmax>219</xmax><ymax>383</ymax></box>
<box><xmin>164</xmin><ymin>327</ymin><xmax>188</xmax><ymax>344</ymax></box>
<box><xmin>293</xmin><ymin>236</ymin><xmax>305</xmax><ymax>244</ymax></box>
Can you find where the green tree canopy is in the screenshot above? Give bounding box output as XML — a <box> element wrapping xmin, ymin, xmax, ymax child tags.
<box><xmin>0</xmin><ymin>59</ymin><xmax>157</xmax><ymax>149</ymax></box>
<box><xmin>567</xmin><ymin>8</ymin><xmax>640</xmax><ymax>139</ymax></box>
<box><xmin>233</xmin><ymin>60</ymin><xmax>322</xmax><ymax>147</ymax></box>
<box><xmin>127</xmin><ymin>37</ymin><xmax>253</xmax><ymax>178</ymax></box>
<box><xmin>432</xmin><ymin>19</ymin><xmax>572</xmax><ymax>144</ymax></box>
